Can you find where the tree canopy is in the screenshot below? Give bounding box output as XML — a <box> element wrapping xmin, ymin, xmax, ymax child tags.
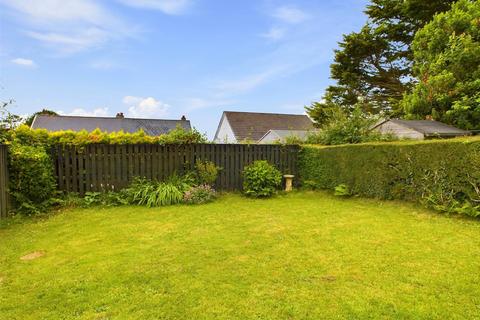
<box><xmin>402</xmin><ymin>0</ymin><xmax>480</xmax><ymax>130</ymax></box>
<box><xmin>306</xmin><ymin>0</ymin><xmax>457</xmax><ymax>124</ymax></box>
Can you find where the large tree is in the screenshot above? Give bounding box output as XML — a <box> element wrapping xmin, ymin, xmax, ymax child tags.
<box><xmin>307</xmin><ymin>0</ymin><xmax>456</xmax><ymax>124</ymax></box>
<box><xmin>402</xmin><ymin>0</ymin><xmax>480</xmax><ymax>130</ymax></box>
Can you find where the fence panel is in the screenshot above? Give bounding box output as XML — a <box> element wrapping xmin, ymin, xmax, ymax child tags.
<box><xmin>0</xmin><ymin>145</ymin><xmax>9</xmax><ymax>218</ymax></box>
<box><xmin>51</xmin><ymin>144</ymin><xmax>299</xmax><ymax>194</ymax></box>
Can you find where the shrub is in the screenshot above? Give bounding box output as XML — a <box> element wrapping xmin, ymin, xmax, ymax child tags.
<box><xmin>8</xmin><ymin>144</ymin><xmax>56</xmax><ymax>214</ymax></box>
<box><xmin>184</xmin><ymin>184</ymin><xmax>217</xmax><ymax>204</ymax></box>
<box><xmin>124</xmin><ymin>174</ymin><xmax>195</xmax><ymax>208</ymax></box>
<box><xmin>83</xmin><ymin>191</ymin><xmax>130</xmax><ymax>207</ymax></box>
<box><xmin>242</xmin><ymin>160</ymin><xmax>282</xmax><ymax>198</ymax></box>
<box><xmin>195</xmin><ymin>160</ymin><xmax>220</xmax><ymax>186</ymax></box>
<box><xmin>298</xmin><ymin>138</ymin><xmax>480</xmax><ymax>217</ymax></box>
<box><xmin>164</xmin><ymin>172</ymin><xmax>196</xmax><ymax>193</ymax></box>
<box><xmin>128</xmin><ymin>180</ymin><xmax>183</xmax><ymax>207</ymax></box>
<box><xmin>305</xmin><ymin>107</ymin><xmax>395</xmax><ymax>145</ymax></box>
<box><xmin>334</xmin><ymin>184</ymin><xmax>351</xmax><ymax>197</ymax></box>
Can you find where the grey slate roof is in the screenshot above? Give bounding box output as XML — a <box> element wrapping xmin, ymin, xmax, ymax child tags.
<box><xmin>374</xmin><ymin>119</ymin><xmax>470</xmax><ymax>137</ymax></box>
<box><xmin>31</xmin><ymin>115</ymin><xmax>191</xmax><ymax>136</ymax></box>
<box><xmin>219</xmin><ymin>111</ymin><xmax>314</xmax><ymax>141</ymax></box>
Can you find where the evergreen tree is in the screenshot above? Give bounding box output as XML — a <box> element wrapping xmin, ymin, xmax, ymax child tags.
<box><xmin>307</xmin><ymin>0</ymin><xmax>456</xmax><ymax>123</ymax></box>
<box><xmin>402</xmin><ymin>0</ymin><xmax>480</xmax><ymax>130</ymax></box>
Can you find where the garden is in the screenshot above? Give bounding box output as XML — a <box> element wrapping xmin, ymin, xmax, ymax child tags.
<box><xmin>0</xmin><ymin>1</ymin><xmax>479</xmax><ymax>316</ymax></box>
<box><xmin>0</xmin><ymin>124</ymin><xmax>479</xmax><ymax>318</ymax></box>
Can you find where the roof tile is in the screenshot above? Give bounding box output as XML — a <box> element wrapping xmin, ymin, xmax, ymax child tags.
<box><xmin>31</xmin><ymin>115</ymin><xmax>191</xmax><ymax>136</ymax></box>
<box><xmin>223</xmin><ymin>111</ymin><xmax>314</xmax><ymax>141</ymax></box>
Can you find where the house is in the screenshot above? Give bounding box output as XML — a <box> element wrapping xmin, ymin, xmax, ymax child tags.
<box><xmin>372</xmin><ymin>119</ymin><xmax>471</xmax><ymax>140</ymax></box>
<box><xmin>258</xmin><ymin>129</ymin><xmax>311</xmax><ymax>144</ymax></box>
<box><xmin>214</xmin><ymin>111</ymin><xmax>314</xmax><ymax>143</ymax></box>
<box><xmin>31</xmin><ymin>113</ymin><xmax>191</xmax><ymax>136</ymax></box>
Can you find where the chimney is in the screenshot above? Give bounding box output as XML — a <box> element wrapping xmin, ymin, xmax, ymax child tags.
<box><xmin>181</xmin><ymin>115</ymin><xmax>187</xmax><ymax>121</ymax></box>
<box><xmin>116</xmin><ymin>112</ymin><xmax>124</xmax><ymax>119</ymax></box>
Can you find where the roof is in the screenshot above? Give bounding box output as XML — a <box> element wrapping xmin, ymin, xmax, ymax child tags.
<box><xmin>374</xmin><ymin>119</ymin><xmax>471</xmax><ymax>137</ymax></box>
<box><xmin>259</xmin><ymin>129</ymin><xmax>312</xmax><ymax>142</ymax></box>
<box><xmin>218</xmin><ymin>111</ymin><xmax>314</xmax><ymax>141</ymax></box>
<box><xmin>31</xmin><ymin>115</ymin><xmax>191</xmax><ymax>136</ymax></box>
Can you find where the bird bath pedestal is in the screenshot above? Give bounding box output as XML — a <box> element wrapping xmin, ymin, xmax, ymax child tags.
<box><xmin>283</xmin><ymin>175</ymin><xmax>294</xmax><ymax>192</ymax></box>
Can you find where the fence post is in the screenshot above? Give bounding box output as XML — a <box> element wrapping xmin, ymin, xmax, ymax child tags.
<box><xmin>0</xmin><ymin>145</ymin><xmax>9</xmax><ymax>218</ymax></box>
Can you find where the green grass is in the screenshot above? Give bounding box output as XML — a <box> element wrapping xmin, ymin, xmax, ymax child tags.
<box><xmin>1</xmin><ymin>192</ymin><xmax>480</xmax><ymax>319</ymax></box>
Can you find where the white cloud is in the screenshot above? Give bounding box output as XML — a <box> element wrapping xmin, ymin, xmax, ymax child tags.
<box><xmin>215</xmin><ymin>66</ymin><xmax>289</xmax><ymax>95</ymax></box>
<box><xmin>1</xmin><ymin>0</ymin><xmax>105</xmax><ymax>23</ymax></box>
<box><xmin>123</xmin><ymin>96</ymin><xmax>169</xmax><ymax>118</ymax></box>
<box><xmin>182</xmin><ymin>97</ymin><xmax>235</xmax><ymax>112</ymax></box>
<box><xmin>1</xmin><ymin>0</ymin><xmax>132</xmax><ymax>53</ymax></box>
<box><xmin>58</xmin><ymin>107</ymin><xmax>109</xmax><ymax>117</ymax></box>
<box><xmin>261</xmin><ymin>27</ymin><xmax>286</xmax><ymax>41</ymax></box>
<box><xmin>273</xmin><ymin>6</ymin><xmax>309</xmax><ymax>24</ymax></box>
<box><xmin>117</xmin><ymin>0</ymin><xmax>192</xmax><ymax>15</ymax></box>
<box><xmin>211</xmin><ymin>36</ymin><xmax>332</xmax><ymax>98</ymax></box>
<box><xmin>26</xmin><ymin>28</ymin><xmax>110</xmax><ymax>53</ymax></box>
<box><xmin>11</xmin><ymin>57</ymin><xmax>36</xmax><ymax>67</ymax></box>
<box><xmin>261</xmin><ymin>6</ymin><xmax>308</xmax><ymax>43</ymax></box>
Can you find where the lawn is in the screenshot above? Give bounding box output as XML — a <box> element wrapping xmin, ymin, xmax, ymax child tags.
<box><xmin>1</xmin><ymin>192</ymin><xmax>480</xmax><ymax>319</ymax></box>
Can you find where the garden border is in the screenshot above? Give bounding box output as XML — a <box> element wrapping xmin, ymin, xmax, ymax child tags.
<box><xmin>51</xmin><ymin>144</ymin><xmax>300</xmax><ymax>194</ymax></box>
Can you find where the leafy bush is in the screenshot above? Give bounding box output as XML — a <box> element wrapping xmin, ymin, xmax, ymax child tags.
<box><xmin>56</xmin><ymin>192</ymin><xmax>84</xmax><ymax>209</ymax></box>
<box><xmin>164</xmin><ymin>172</ymin><xmax>196</xmax><ymax>193</ymax></box>
<box><xmin>124</xmin><ymin>175</ymin><xmax>195</xmax><ymax>208</ymax></box>
<box><xmin>128</xmin><ymin>180</ymin><xmax>183</xmax><ymax>207</ymax></box>
<box><xmin>305</xmin><ymin>107</ymin><xmax>395</xmax><ymax>145</ymax></box>
<box><xmin>242</xmin><ymin>160</ymin><xmax>282</xmax><ymax>198</ymax></box>
<box><xmin>299</xmin><ymin>138</ymin><xmax>480</xmax><ymax>217</ymax></box>
<box><xmin>334</xmin><ymin>184</ymin><xmax>351</xmax><ymax>197</ymax></box>
<box><xmin>195</xmin><ymin>160</ymin><xmax>220</xmax><ymax>185</ymax></box>
<box><xmin>184</xmin><ymin>184</ymin><xmax>217</xmax><ymax>204</ymax></box>
<box><xmin>8</xmin><ymin>144</ymin><xmax>56</xmax><ymax>214</ymax></box>
<box><xmin>83</xmin><ymin>191</ymin><xmax>130</xmax><ymax>207</ymax></box>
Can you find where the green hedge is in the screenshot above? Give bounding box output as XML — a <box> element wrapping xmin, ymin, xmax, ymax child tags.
<box><xmin>9</xmin><ymin>144</ymin><xmax>57</xmax><ymax>214</ymax></box>
<box><xmin>298</xmin><ymin>138</ymin><xmax>480</xmax><ymax>217</ymax></box>
<box><xmin>3</xmin><ymin>125</ymin><xmax>207</xmax><ymax>146</ymax></box>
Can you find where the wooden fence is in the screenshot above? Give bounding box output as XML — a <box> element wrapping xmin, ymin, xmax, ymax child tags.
<box><xmin>51</xmin><ymin>144</ymin><xmax>299</xmax><ymax>194</ymax></box>
<box><xmin>0</xmin><ymin>145</ymin><xmax>9</xmax><ymax>218</ymax></box>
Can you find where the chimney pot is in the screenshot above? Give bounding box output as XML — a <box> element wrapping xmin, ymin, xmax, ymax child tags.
<box><xmin>116</xmin><ymin>112</ymin><xmax>124</xmax><ymax>119</ymax></box>
<box><xmin>181</xmin><ymin>115</ymin><xmax>187</xmax><ymax>121</ymax></box>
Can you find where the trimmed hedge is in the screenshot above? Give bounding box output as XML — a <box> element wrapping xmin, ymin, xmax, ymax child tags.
<box><xmin>299</xmin><ymin>138</ymin><xmax>480</xmax><ymax>217</ymax></box>
<box><xmin>4</xmin><ymin>125</ymin><xmax>207</xmax><ymax>146</ymax></box>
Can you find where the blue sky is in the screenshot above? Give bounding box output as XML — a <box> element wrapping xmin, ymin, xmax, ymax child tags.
<box><xmin>0</xmin><ymin>0</ymin><xmax>368</xmax><ymax>138</ymax></box>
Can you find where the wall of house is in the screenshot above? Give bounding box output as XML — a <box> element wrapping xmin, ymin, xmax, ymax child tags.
<box><xmin>214</xmin><ymin>117</ymin><xmax>237</xmax><ymax>143</ymax></box>
<box><xmin>258</xmin><ymin>132</ymin><xmax>280</xmax><ymax>144</ymax></box>
<box><xmin>375</xmin><ymin>122</ymin><xmax>424</xmax><ymax>140</ymax></box>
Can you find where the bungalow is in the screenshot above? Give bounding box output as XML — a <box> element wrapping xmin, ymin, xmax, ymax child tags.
<box><xmin>258</xmin><ymin>129</ymin><xmax>312</xmax><ymax>144</ymax></box>
<box><xmin>372</xmin><ymin>119</ymin><xmax>470</xmax><ymax>140</ymax></box>
<box><xmin>213</xmin><ymin>111</ymin><xmax>314</xmax><ymax>143</ymax></box>
<box><xmin>31</xmin><ymin>113</ymin><xmax>191</xmax><ymax>136</ymax></box>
